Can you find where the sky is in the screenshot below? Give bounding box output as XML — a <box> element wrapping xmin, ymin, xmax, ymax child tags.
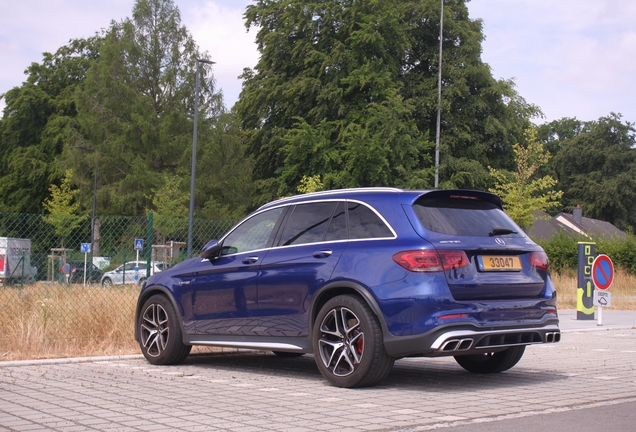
<box><xmin>1</xmin><ymin>0</ymin><xmax>635</xmax><ymax>125</ymax></box>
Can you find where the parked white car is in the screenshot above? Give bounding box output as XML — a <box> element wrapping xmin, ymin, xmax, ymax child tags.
<box><xmin>101</xmin><ymin>261</ymin><xmax>168</xmax><ymax>286</ymax></box>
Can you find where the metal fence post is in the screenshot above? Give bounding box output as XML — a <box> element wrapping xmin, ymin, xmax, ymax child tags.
<box><xmin>146</xmin><ymin>212</ymin><xmax>153</xmax><ymax>279</ymax></box>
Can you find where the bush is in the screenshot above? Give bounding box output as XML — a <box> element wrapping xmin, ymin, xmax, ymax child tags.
<box><xmin>536</xmin><ymin>233</ymin><xmax>636</xmax><ymax>274</ymax></box>
<box><xmin>596</xmin><ymin>235</ymin><xmax>636</xmax><ymax>274</ymax></box>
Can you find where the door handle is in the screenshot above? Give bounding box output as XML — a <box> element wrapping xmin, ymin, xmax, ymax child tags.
<box><xmin>313</xmin><ymin>250</ymin><xmax>333</xmax><ymax>258</ymax></box>
<box><xmin>242</xmin><ymin>256</ymin><xmax>259</xmax><ymax>264</ymax></box>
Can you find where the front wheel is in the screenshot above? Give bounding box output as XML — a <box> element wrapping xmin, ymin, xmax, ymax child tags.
<box><xmin>454</xmin><ymin>346</ymin><xmax>526</xmax><ymax>373</ymax></box>
<box><xmin>138</xmin><ymin>294</ymin><xmax>191</xmax><ymax>365</ymax></box>
<box><xmin>312</xmin><ymin>295</ymin><xmax>394</xmax><ymax>388</ymax></box>
<box><xmin>101</xmin><ymin>277</ymin><xmax>112</xmax><ymax>287</ymax></box>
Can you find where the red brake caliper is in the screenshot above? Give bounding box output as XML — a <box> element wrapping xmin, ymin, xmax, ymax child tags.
<box><xmin>356</xmin><ymin>337</ymin><xmax>364</xmax><ymax>354</ymax></box>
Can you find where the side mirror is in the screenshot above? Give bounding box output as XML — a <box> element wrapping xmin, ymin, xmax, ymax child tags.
<box><xmin>200</xmin><ymin>240</ymin><xmax>221</xmax><ymax>260</ymax></box>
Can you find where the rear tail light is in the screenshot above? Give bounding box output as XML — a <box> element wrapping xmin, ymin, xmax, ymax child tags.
<box><xmin>529</xmin><ymin>251</ymin><xmax>549</xmax><ymax>270</ymax></box>
<box><xmin>0</xmin><ymin>255</ymin><xmax>4</xmax><ymax>272</ymax></box>
<box><xmin>393</xmin><ymin>250</ymin><xmax>470</xmax><ymax>272</ymax></box>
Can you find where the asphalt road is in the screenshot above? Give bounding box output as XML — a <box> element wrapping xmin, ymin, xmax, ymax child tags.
<box><xmin>440</xmin><ymin>401</ymin><xmax>636</xmax><ymax>432</ymax></box>
<box><xmin>1</xmin><ymin>310</ymin><xmax>635</xmax><ymax>431</ymax></box>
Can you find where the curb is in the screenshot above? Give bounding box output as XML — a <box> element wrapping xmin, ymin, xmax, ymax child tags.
<box><xmin>0</xmin><ymin>354</ymin><xmax>144</xmax><ymax>368</ymax></box>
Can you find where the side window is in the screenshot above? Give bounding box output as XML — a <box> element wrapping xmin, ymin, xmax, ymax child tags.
<box><xmin>279</xmin><ymin>202</ymin><xmax>337</xmax><ymax>246</ymax></box>
<box><xmin>325</xmin><ymin>201</ymin><xmax>347</xmax><ymax>241</ymax></box>
<box><xmin>221</xmin><ymin>208</ymin><xmax>285</xmax><ymax>255</ymax></box>
<box><xmin>348</xmin><ymin>202</ymin><xmax>393</xmax><ymax>239</ymax></box>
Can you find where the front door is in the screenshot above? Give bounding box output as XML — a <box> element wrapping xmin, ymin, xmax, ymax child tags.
<box><xmin>191</xmin><ymin>207</ymin><xmax>286</xmax><ymax>335</ymax></box>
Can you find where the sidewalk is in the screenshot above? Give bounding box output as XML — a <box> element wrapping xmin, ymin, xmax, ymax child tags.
<box><xmin>558</xmin><ymin>309</ymin><xmax>636</xmax><ymax>332</ymax></box>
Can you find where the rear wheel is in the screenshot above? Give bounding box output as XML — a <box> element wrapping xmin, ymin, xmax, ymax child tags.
<box><xmin>454</xmin><ymin>346</ymin><xmax>526</xmax><ymax>373</ymax></box>
<box><xmin>138</xmin><ymin>294</ymin><xmax>191</xmax><ymax>365</ymax></box>
<box><xmin>312</xmin><ymin>295</ymin><xmax>394</xmax><ymax>388</ymax></box>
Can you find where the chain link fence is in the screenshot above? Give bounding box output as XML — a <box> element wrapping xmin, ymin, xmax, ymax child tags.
<box><xmin>0</xmin><ymin>212</ymin><xmax>236</xmax><ymax>356</ymax></box>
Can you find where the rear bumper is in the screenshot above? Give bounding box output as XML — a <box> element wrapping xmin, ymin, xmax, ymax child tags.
<box><xmin>383</xmin><ymin>318</ymin><xmax>560</xmax><ymax>358</ymax></box>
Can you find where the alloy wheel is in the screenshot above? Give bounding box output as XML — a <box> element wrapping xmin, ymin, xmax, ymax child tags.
<box><xmin>140</xmin><ymin>303</ymin><xmax>169</xmax><ymax>358</ymax></box>
<box><xmin>318</xmin><ymin>306</ymin><xmax>364</xmax><ymax>377</ymax></box>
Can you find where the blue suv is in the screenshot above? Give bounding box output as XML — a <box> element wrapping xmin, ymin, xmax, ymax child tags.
<box><xmin>135</xmin><ymin>188</ymin><xmax>560</xmax><ymax>388</ymax></box>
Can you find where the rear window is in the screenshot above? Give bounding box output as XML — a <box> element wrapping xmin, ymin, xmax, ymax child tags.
<box><xmin>413</xmin><ymin>197</ymin><xmax>521</xmax><ymax>237</ymax></box>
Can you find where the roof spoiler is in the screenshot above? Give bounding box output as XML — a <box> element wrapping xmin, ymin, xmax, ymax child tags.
<box><xmin>414</xmin><ymin>189</ymin><xmax>503</xmax><ymax>210</ymax></box>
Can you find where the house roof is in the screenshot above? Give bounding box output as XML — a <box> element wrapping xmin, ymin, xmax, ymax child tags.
<box><xmin>555</xmin><ymin>213</ymin><xmax>627</xmax><ymax>239</ymax></box>
<box><xmin>526</xmin><ymin>211</ymin><xmax>626</xmax><ymax>240</ymax></box>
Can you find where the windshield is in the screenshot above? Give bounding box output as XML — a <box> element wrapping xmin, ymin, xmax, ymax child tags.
<box><xmin>413</xmin><ymin>197</ymin><xmax>522</xmax><ymax>237</ymax></box>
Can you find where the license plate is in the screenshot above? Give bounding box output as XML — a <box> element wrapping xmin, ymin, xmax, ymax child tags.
<box><xmin>477</xmin><ymin>256</ymin><xmax>522</xmax><ymax>271</ymax></box>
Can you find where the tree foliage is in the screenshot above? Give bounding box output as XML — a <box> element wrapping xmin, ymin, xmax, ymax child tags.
<box><xmin>60</xmin><ymin>0</ymin><xmax>224</xmax><ymax>216</ymax></box>
<box><xmin>237</xmin><ymin>0</ymin><xmax>539</xmax><ymax>201</ymax></box>
<box><xmin>489</xmin><ymin>129</ymin><xmax>563</xmax><ymax>230</ymax></box>
<box><xmin>42</xmin><ymin>169</ymin><xmax>87</xmax><ymax>246</ymax></box>
<box><xmin>552</xmin><ymin>113</ymin><xmax>636</xmax><ymax>232</ymax></box>
<box><xmin>0</xmin><ymin>37</ymin><xmax>101</xmax><ymax>213</ymax></box>
<box><xmin>1</xmin><ymin>0</ymin><xmax>253</xmax><ymax>220</ymax></box>
<box><xmin>297</xmin><ymin>175</ymin><xmax>325</xmax><ymax>194</ymax></box>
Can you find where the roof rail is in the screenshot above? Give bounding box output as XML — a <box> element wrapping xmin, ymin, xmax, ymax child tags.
<box><xmin>261</xmin><ymin>187</ymin><xmax>403</xmax><ymax>208</ymax></box>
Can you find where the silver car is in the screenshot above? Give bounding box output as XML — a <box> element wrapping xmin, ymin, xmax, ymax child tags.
<box><xmin>101</xmin><ymin>261</ymin><xmax>167</xmax><ymax>286</ymax></box>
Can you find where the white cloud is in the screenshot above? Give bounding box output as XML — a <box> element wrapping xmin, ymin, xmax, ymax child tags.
<box><xmin>468</xmin><ymin>0</ymin><xmax>636</xmax><ymax>123</ymax></box>
<box><xmin>181</xmin><ymin>0</ymin><xmax>259</xmax><ymax>108</ymax></box>
<box><xmin>0</xmin><ymin>0</ymin><xmax>257</xmax><ymax>112</ymax></box>
<box><xmin>1</xmin><ymin>0</ymin><xmax>634</xmax><ymax>124</ymax></box>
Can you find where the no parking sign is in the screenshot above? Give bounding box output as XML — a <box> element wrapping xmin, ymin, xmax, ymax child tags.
<box><xmin>592</xmin><ymin>254</ymin><xmax>614</xmax><ymax>291</ymax></box>
<box><xmin>591</xmin><ymin>254</ymin><xmax>614</xmax><ymax>326</ymax></box>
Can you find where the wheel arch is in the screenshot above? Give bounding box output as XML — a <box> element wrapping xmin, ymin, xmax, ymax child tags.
<box><xmin>134</xmin><ymin>285</ymin><xmax>187</xmax><ymax>343</ymax></box>
<box><xmin>309</xmin><ymin>281</ymin><xmax>386</xmax><ymax>334</ymax></box>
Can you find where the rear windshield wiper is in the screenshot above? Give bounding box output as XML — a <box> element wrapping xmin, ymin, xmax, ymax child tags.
<box><xmin>488</xmin><ymin>227</ymin><xmax>518</xmax><ymax>236</ymax></box>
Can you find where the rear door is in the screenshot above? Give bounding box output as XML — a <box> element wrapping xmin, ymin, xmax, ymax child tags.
<box><xmin>256</xmin><ymin>201</ymin><xmax>347</xmax><ymax>337</ymax></box>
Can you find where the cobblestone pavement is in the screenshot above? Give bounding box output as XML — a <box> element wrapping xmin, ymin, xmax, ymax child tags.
<box><xmin>1</xmin><ymin>328</ymin><xmax>636</xmax><ymax>431</ymax></box>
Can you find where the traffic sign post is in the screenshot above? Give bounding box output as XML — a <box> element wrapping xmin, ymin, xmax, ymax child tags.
<box><xmin>80</xmin><ymin>243</ymin><xmax>91</xmax><ymax>285</ymax></box>
<box><xmin>591</xmin><ymin>254</ymin><xmax>614</xmax><ymax>326</ymax></box>
<box><xmin>62</xmin><ymin>262</ymin><xmax>71</xmax><ymax>284</ymax></box>
<box><xmin>134</xmin><ymin>239</ymin><xmax>144</xmax><ymax>282</ymax></box>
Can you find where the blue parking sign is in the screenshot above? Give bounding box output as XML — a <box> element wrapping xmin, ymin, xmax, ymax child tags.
<box><xmin>80</xmin><ymin>243</ymin><xmax>91</xmax><ymax>253</ymax></box>
<box><xmin>134</xmin><ymin>238</ymin><xmax>144</xmax><ymax>251</ymax></box>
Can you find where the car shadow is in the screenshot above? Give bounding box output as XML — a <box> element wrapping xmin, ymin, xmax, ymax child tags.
<box><xmin>180</xmin><ymin>350</ymin><xmax>569</xmax><ymax>391</ymax></box>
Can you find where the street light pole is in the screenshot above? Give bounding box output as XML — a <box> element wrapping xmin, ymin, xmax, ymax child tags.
<box><xmin>89</xmin><ymin>162</ymin><xmax>97</xmax><ymax>281</ymax></box>
<box><xmin>75</xmin><ymin>145</ymin><xmax>98</xmax><ymax>282</ymax></box>
<box><xmin>188</xmin><ymin>58</ymin><xmax>215</xmax><ymax>259</ymax></box>
<box><xmin>434</xmin><ymin>0</ymin><xmax>444</xmax><ymax>189</ymax></box>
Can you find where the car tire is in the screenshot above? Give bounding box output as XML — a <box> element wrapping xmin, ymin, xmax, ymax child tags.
<box><xmin>454</xmin><ymin>346</ymin><xmax>526</xmax><ymax>373</ymax></box>
<box><xmin>102</xmin><ymin>277</ymin><xmax>112</xmax><ymax>286</ymax></box>
<box><xmin>312</xmin><ymin>295</ymin><xmax>394</xmax><ymax>388</ymax></box>
<box><xmin>138</xmin><ymin>294</ymin><xmax>191</xmax><ymax>365</ymax></box>
<box><xmin>272</xmin><ymin>351</ymin><xmax>305</xmax><ymax>358</ymax></box>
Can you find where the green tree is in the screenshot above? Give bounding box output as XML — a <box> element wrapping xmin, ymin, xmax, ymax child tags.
<box><xmin>0</xmin><ymin>37</ymin><xmax>101</xmax><ymax>213</ymax></box>
<box><xmin>297</xmin><ymin>175</ymin><xmax>324</xmax><ymax>194</ymax></box>
<box><xmin>489</xmin><ymin>129</ymin><xmax>563</xmax><ymax>230</ymax></box>
<box><xmin>198</xmin><ymin>112</ymin><xmax>255</xmax><ymax>220</ymax></box>
<box><xmin>237</xmin><ymin>0</ymin><xmax>538</xmax><ymax>201</ymax></box>
<box><xmin>63</xmin><ymin>0</ymin><xmax>223</xmax><ymax>216</ymax></box>
<box><xmin>42</xmin><ymin>169</ymin><xmax>87</xmax><ymax>247</ymax></box>
<box><xmin>552</xmin><ymin>113</ymin><xmax>636</xmax><ymax>232</ymax></box>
